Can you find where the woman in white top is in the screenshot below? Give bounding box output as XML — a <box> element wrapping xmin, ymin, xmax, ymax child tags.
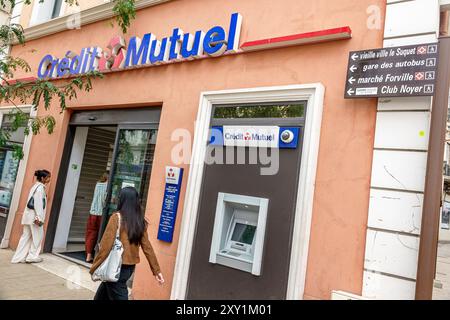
<box><xmin>85</xmin><ymin>172</ymin><xmax>108</xmax><ymax>263</ymax></box>
<box><xmin>11</xmin><ymin>169</ymin><xmax>51</xmax><ymax>264</ymax></box>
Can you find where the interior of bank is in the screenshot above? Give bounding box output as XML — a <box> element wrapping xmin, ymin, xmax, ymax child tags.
<box><xmin>52</xmin><ymin>124</ymin><xmax>157</xmax><ymax>266</ymax></box>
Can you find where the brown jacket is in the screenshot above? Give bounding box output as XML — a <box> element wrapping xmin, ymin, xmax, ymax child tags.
<box><xmin>89</xmin><ymin>213</ymin><xmax>161</xmax><ymax>276</ymax></box>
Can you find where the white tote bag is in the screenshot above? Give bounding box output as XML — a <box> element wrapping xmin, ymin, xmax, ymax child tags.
<box><xmin>91</xmin><ymin>213</ymin><xmax>124</xmax><ymax>282</ymax></box>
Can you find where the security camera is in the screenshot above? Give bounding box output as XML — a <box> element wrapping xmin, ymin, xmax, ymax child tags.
<box><xmin>280</xmin><ymin>130</ymin><xmax>294</xmax><ymax>144</ymax></box>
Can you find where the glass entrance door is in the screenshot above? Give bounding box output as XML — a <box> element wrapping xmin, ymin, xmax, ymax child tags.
<box><xmin>100</xmin><ymin>125</ymin><xmax>158</xmax><ymax>236</ymax></box>
<box><xmin>0</xmin><ymin>112</ymin><xmax>29</xmax><ymax>239</ymax></box>
<box><xmin>0</xmin><ymin>147</ymin><xmax>20</xmax><ymax>239</ymax></box>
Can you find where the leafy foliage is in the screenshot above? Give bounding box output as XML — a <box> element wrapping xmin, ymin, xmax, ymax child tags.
<box><xmin>112</xmin><ymin>0</ymin><xmax>136</xmax><ymax>34</ymax></box>
<box><xmin>213</xmin><ymin>104</ymin><xmax>306</xmax><ymax>119</ymax></box>
<box><xmin>0</xmin><ymin>0</ymin><xmax>137</xmax><ymax>159</ymax></box>
<box><xmin>1</xmin><ymin>0</ymin><xmax>137</xmax><ymax>33</ymax></box>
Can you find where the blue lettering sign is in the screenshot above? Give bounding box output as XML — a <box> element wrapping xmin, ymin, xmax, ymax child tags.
<box><xmin>88</xmin><ymin>47</ymin><xmax>99</xmax><ymax>71</ymax></box>
<box><xmin>125</xmin><ymin>34</ymin><xmax>153</xmax><ymax>67</ymax></box>
<box><xmin>169</xmin><ymin>28</ymin><xmax>183</xmax><ymax>60</ymax></box>
<box><xmin>149</xmin><ymin>38</ymin><xmax>169</xmax><ymax>64</ymax></box>
<box><xmin>203</xmin><ymin>26</ymin><xmax>227</xmax><ymax>56</ymax></box>
<box><xmin>57</xmin><ymin>58</ymin><xmax>70</xmax><ymax>77</ymax></box>
<box><xmin>81</xmin><ymin>48</ymin><xmax>91</xmax><ymax>73</ymax></box>
<box><xmin>37</xmin><ymin>54</ymin><xmax>53</xmax><ymax>78</ymax></box>
<box><xmin>157</xmin><ymin>168</ymin><xmax>184</xmax><ymax>243</ymax></box>
<box><xmin>227</xmin><ymin>12</ymin><xmax>242</xmax><ymax>52</ymax></box>
<box><xmin>69</xmin><ymin>49</ymin><xmax>84</xmax><ymax>75</ymax></box>
<box><xmin>180</xmin><ymin>31</ymin><xmax>205</xmax><ymax>59</ymax></box>
<box><xmin>37</xmin><ymin>12</ymin><xmax>243</xmax><ymax>79</ymax></box>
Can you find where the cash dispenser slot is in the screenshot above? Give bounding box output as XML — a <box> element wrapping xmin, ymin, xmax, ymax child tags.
<box><xmin>209</xmin><ymin>192</ymin><xmax>269</xmax><ymax>276</ymax></box>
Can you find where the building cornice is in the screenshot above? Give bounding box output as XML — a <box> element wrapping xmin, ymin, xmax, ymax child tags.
<box><xmin>19</xmin><ymin>0</ymin><xmax>171</xmax><ymax>44</ymax></box>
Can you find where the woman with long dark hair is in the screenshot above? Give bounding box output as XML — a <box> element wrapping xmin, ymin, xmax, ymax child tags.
<box><xmin>11</xmin><ymin>169</ymin><xmax>51</xmax><ymax>264</ymax></box>
<box><xmin>90</xmin><ymin>186</ymin><xmax>164</xmax><ymax>300</ymax></box>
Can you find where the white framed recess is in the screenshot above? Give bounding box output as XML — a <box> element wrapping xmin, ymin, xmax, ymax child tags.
<box><xmin>170</xmin><ymin>83</ymin><xmax>325</xmax><ymax>300</ymax></box>
<box><xmin>0</xmin><ymin>104</ymin><xmax>37</xmax><ymax>249</ymax></box>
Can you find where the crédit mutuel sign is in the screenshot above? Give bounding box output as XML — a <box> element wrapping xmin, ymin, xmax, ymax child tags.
<box><xmin>37</xmin><ymin>13</ymin><xmax>242</xmax><ymax>79</ymax></box>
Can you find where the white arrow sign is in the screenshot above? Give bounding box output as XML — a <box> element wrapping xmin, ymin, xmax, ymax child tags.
<box><xmin>347</xmin><ymin>88</ymin><xmax>355</xmax><ymax>96</ymax></box>
<box><xmin>349</xmin><ymin>65</ymin><xmax>357</xmax><ymax>72</ymax></box>
<box><xmin>351</xmin><ymin>53</ymin><xmax>358</xmax><ymax>61</ymax></box>
<box><xmin>348</xmin><ymin>77</ymin><xmax>356</xmax><ymax>85</ymax></box>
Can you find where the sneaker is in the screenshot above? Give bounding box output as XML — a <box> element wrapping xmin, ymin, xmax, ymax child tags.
<box><xmin>11</xmin><ymin>259</ymin><xmax>26</xmax><ymax>264</ymax></box>
<box><xmin>25</xmin><ymin>257</ymin><xmax>43</xmax><ymax>263</ymax></box>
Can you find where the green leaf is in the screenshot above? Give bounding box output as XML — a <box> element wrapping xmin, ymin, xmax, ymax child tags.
<box><xmin>12</xmin><ymin>144</ymin><xmax>24</xmax><ymax>160</ymax></box>
<box><xmin>112</xmin><ymin>0</ymin><xmax>136</xmax><ymax>34</ymax></box>
<box><xmin>1</xmin><ymin>0</ymin><xmax>135</xmax><ymax>147</ymax></box>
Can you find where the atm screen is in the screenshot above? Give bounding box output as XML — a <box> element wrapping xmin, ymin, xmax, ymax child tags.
<box><xmin>231</xmin><ymin>223</ymin><xmax>256</xmax><ymax>245</ymax></box>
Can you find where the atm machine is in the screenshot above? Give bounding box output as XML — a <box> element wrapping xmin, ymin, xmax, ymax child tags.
<box><xmin>186</xmin><ymin>103</ymin><xmax>305</xmax><ymax>299</ymax></box>
<box><xmin>209</xmin><ymin>192</ymin><xmax>269</xmax><ymax>276</ymax></box>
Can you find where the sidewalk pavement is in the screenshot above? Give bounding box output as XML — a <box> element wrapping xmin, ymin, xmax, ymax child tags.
<box><xmin>433</xmin><ymin>242</ymin><xmax>450</xmax><ymax>300</ymax></box>
<box><xmin>2</xmin><ymin>243</ymin><xmax>449</xmax><ymax>300</ymax></box>
<box><xmin>0</xmin><ymin>249</ymin><xmax>95</xmax><ymax>300</ymax></box>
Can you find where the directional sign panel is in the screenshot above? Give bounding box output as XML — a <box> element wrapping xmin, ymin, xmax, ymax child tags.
<box><xmin>344</xmin><ymin>43</ymin><xmax>439</xmax><ymax>99</ymax></box>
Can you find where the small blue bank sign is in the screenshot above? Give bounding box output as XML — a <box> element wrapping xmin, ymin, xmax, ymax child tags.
<box><xmin>157</xmin><ymin>166</ymin><xmax>184</xmax><ymax>243</ymax></box>
<box><xmin>209</xmin><ymin>126</ymin><xmax>300</xmax><ymax>149</ymax></box>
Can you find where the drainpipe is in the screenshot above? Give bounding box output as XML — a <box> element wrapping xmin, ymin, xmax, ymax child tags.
<box><xmin>415</xmin><ymin>37</ymin><xmax>450</xmax><ymax>300</ymax></box>
<box><xmin>440</xmin><ymin>11</ymin><xmax>449</xmax><ymax>37</ymax></box>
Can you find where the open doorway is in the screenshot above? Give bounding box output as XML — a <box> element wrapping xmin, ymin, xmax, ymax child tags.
<box><xmin>44</xmin><ymin>107</ymin><xmax>161</xmax><ymax>269</ymax></box>
<box><xmin>52</xmin><ymin>126</ymin><xmax>116</xmax><ymax>263</ymax></box>
<box><xmin>51</xmin><ymin>127</ymin><xmax>159</xmax><ymax>265</ymax></box>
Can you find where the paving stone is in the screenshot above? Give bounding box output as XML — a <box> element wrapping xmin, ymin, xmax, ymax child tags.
<box><xmin>0</xmin><ymin>249</ymin><xmax>93</xmax><ymax>300</ymax></box>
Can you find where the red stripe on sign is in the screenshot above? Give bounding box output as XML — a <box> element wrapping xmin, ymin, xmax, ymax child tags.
<box><xmin>240</xmin><ymin>26</ymin><xmax>352</xmax><ymax>51</ymax></box>
<box><xmin>2</xmin><ymin>76</ymin><xmax>38</xmax><ymax>85</ymax></box>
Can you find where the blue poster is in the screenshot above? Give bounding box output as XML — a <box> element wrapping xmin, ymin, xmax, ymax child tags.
<box><xmin>157</xmin><ymin>166</ymin><xmax>184</xmax><ymax>243</ymax></box>
<box><xmin>209</xmin><ymin>126</ymin><xmax>300</xmax><ymax>149</ymax></box>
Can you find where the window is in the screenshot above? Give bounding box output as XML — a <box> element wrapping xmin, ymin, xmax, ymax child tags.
<box><xmin>51</xmin><ymin>0</ymin><xmax>63</xmax><ymax>19</ymax></box>
<box><xmin>0</xmin><ymin>111</ymin><xmax>29</xmax><ymax>217</ymax></box>
<box><xmin>30</xmin><ymin>0</ymin><xmax>63</xmax><ymax>25</ymax></box>
<box><xmin>10</xmin><ymin>0</ymin><xmax>24</xmax><ymax>24</ymax></box>
<box><xmin>1</xmin><ymin>114</ymin><xmax>28</xmax><ymax>145</ymax></box>
<box><xmin>213</xmin><ymin>103</ymin><xmax>306</xmax><ymax>119</ymax></box>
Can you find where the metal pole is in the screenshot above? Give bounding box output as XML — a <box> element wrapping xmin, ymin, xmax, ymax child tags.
<box><xmin>415</xmin><ymin>37</ymin><xmax>450</xmax><ymax>299</ymax></box>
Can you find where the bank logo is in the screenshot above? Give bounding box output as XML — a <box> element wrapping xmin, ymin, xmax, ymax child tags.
<box><xmin>417</xmin><ymin>46</ymin><xmax>427</xmax><ymax>54</ymax></box>
<box><xmin>225</xmin><ymin>132</ymin><xmax>275</xmax><ymax>143</ymax></box>
<box><xmin>37</xmin><ymin>13</ymin><xmax>242</xmax><ymax>79</ymax></box>
<box><xmin>165</xmin><ymin>166</ymin><xmax>181</xmax><ymax>185</ymax></box>
<box><xmin>222</xmin><ymin>126</ymin><xmax>280</xmax><ymax>148</ymax></box>
<box><xmin>415</xmin><ymin>72</ymin><xmax>425</xmax><ymax>81</ymax></box>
